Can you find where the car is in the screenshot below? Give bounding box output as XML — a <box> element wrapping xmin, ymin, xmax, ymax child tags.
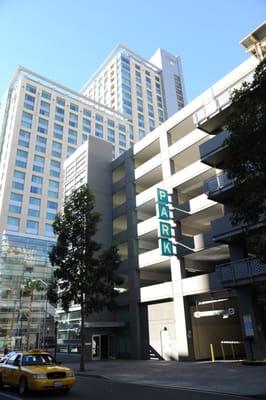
<box><xmin>0</xmin><ymin>352</ymin><xmax>17</xmax><ymax>363</ymax></box>
<box><xmin>0</xmin><ymin>349</ymin><xmax>76</xmax><ymax>396</ymax></box>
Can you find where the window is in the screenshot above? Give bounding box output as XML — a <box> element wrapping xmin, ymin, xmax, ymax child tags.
<box><xmin>119</xmin><ymin>133</ymin><xmax>126</xmax><ymax>147</ymax></box>
<box><xmin>37</xmin><ymin>117</ymin><xmax>48</xmax><ymax>134</ymax></box>
<box><xmin>82</xmin><ymin>134</ymin><xmax>88</xmax><ymax>143</ymax></box>
<box><xmin>82</xmin><ymin>118</ymin><xmax>91</xmax><ymax>133</ymax></box>
<box><xmin>9</xmin><ymin>192</ymin><xmax>23</xmax><ymax>214</ymax></box>
<box><xmin>136</xmin><ymin>84</ymin><xmax>142</xmax><ymax>97</ymax></box>
<box><xmin>46</xmin><ymin>201</ymin><xmax>57</xmax><ymax>220</ymax></box>
<box><xmin>26</xmin><ymin>220</ymin><xmax>39</xmax><ymax>234</ymax></box>
<box><xmin>54</xmin><ymin>123</ymin><xmax>63</xmax><ymax>140</ymax></box>
<box><xmin>24</xmin><ymin>94</ymin><xmax>35</xmax><ymax>111</ymax></box>
<box><xmin>70</xmin><ymin>103</ymin><xmax>79</xmax><ymax>112</ymax></box>
<box><xmin>18</xmin><ymin>129</ymin><xmax>30</xmax><ymax>148</ymax></box>
<box><xmin>128</xmin><ymin>124</ymin><xmax>134</xmax><ymax>140</ymax></box>
<box><xmin>48</xmin><ymin>179</ymin><xmax>59</xmax><ymax>198</ymax></box>
<box><xmin>138</xmin><ymin>113</ymin><xmax>145</xmax><ymax>128</ymax></box>
<box><xmin>41</xmin><ymin>90</ymin><xmax>51</xmax><ymax>100</ymax></box>
<box><xmin>139</xmin><ymin>129</ymin><xmax>145</xmax><ymax>140</ymax></box>
<box><xmin>68</xmin><ymin>129</ymin><xmax>77</xmax><ymax>145</ymax></box>
<box><xmin>7</xmin><ymin>216</ymin><xmax>20</xmax><ymax>231</ymax></box>
<box><xmin>26</xmin><ymin>83</ymin><xmax>36</xmax><ymax>94</ymax></box>
<box><xmin>119</xmin><ymin>124</ymin><xmax>126</xmax><ymax>133</ymax></box>
<box><xmin>96</xmin><ymin>114</ymin><xmax>103</xmax><ymax>123</ymax></box>
<box><xmin>69</xmin><ymin>113</ymin><xmax>78</xmax><ymax>128</ymax></box>
<box><xmin>148</xmin><ymin>104</ymin><xmax>154</xmax><ymax>118</ymax></box>
<box><xmin>50</xmin><ymin>160</ymin><xmax>60</xmax><ymax>178</ymax></box>
<box><xmin>107</xmin><ymin>128</ymin><xmax>115</xmax><ymax>143</ymax></box>
<box><xmin>146</xmin><ymin>76</ymin><xmax>152</xmax><ymax>90</ymax></box>
<box><xmin>33</xmin><ymin>155</ymin><xmax>45</xmax><ymax>173</ymax></box>
<box><xmin>107</xmin><ymin>119</ymin><xmax>115</xmax><ymax>128</ymax></box>
<box><xmin>155</xmin><ymin>82</ymin><xmax>161</xmax><ymax>95</ymax></box>
<box><xmin>51</xmin><ymin>141</ymin><xmax>62</xmax><ymax>158</ymax></box>
<box><xmin>145</xmin><ymin>70</ymin><xmax>151</xmax><ymax>77</ymax></box>
<box><xmin>95</xmin><ymin>123</ymin><xmax>103</xmax><ymax>138</ymax></box>
<box><xmin>39</xmin><ymin>101</ymin><xmax>50</xmax><ymax>117</ymax></box>
<box><xmin>12</xmin><ymin>170</ymin><xmax>25</xmax><ymax>190</ymax></box>
<box><xmin>28</xmin><ymin>197</ymin><xmax>41</xmax><ymax>217</ymax></box>
<box><xmin>45</xmin><ymin>223</ymin><xmax>54</xmax><ymax>237</ymax></box>
<box><xmin>83</xmin><ymin>109</ymin><xmax>91</xmax><ymax>118</ymax></box>
<box><xmin>21</xmin><ymin>111</ymin><xmax>33</xmax><ymax>129</ymax></box>
<box><xmin>55</xmin><ymin>107</ymin><xmax>64</xmax><ymax>123</ymax></box>
<box><xmin>137</xmin><ymin>98</ymin><xmax>143</xmax><ymax>113</ymax></box>
<box><xmin>149</xmin><ymin>118</ymin><xmax>155</xmax><ymax>131</ymax></box>
<box><xmin>56</xmin><ymin>97</ymin><xmax>65</xmax><ymax>107</ymax></box>
<box><xmin>147</xmin><ymin>90</ymin><xmax>153</xmax><ymax>104</ymax></box>
<box><xmin>157</xmin><ymin>95</ymin><xmax>163</xmax><ymax>109</ymax></box>
<box><xmin>31</xmin><ymin>175</ymin><xmax>43</xmax><ymax>194</ymax></box>
<box><xmin>15</xmin><ymin>149</ymin><xmax>28</xmax><ymax>169</ymax></box>
<box><xmin>35</xmin><ymin>135</ymin><xmax>47</xmax><ymax>153</ymax></box>
<box><xmin>135</xmin><ymin>70</ymin><xmax>141</xmax><ymax>83</ymax></box>
<box><xmin>158</xmin><ymin>109</ymin><xmax>164</xmax><ymax>123</ymax></box>
<box><xmin>67</xmin><ymin>146</ymin><xmax>75</xmax><ymax>157</ymax></box>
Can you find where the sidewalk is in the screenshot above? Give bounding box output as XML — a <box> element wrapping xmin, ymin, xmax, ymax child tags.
<box><xmin>66</xmin><ymin>359</ymin><xmax>266</xmax><ymax>398</ymax></box>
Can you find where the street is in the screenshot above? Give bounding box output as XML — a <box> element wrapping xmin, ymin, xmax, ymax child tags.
<box><xmin>0</xmin><ymin>376</ymin><xmax>259</xmax><ymax>400</ymax></box>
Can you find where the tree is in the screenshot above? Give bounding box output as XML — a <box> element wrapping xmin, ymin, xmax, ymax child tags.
<box><xmin>21</xmin><ymin>279</ymin><xmax>44</xmax><ymax>350</ymax></box>
<box><xmin>224</xmin><ymin>58</ymin><xmax>266</xmax><ymax>259</ymax></box>
<box><xmin>48</xmin><ymin>184</ymin><xmax>121</xmax><ymax>371</ymax></box>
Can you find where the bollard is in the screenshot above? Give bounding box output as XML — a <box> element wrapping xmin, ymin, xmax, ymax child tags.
<box><xmin>221</xmin><ymin>342</ymin><xmax>226</xmax><ymax>360</ymax></box>
<box><xmin>210</xmin><ymin>343</ymin><xmax>215</xmax><ymax>362</ymax></box>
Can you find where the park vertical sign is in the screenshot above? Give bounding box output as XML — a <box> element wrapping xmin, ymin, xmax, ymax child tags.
<box><xmin>156</xmin><ymin>188</ymin><xmax>174</xmax><ymax>256</ymax></box>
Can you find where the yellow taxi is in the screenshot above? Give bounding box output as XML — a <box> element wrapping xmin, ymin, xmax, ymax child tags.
<box><xmin>0</xmin><ymin>349</ymin><xmax>76</xmax><ymax>396</ymax></box>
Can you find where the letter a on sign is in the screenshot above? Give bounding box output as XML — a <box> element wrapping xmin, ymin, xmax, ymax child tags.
<box><xmin>159</xmin><ymin>239</ymin><xmax>173</xmax><ymax>256</ymax></box>
<box><xmin>157</xmin><ymin>188</ymin><xmax>168</xmax><ymax>204</ymax></box>
<box><xmin>158</xmin><ymin>204</ymin><xmax>170</xmax><ymax>220</ymax></box>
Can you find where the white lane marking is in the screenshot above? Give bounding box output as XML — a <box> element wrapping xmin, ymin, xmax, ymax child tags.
<box><xmin>0</xmin><ymin>391</ymin><xmax>21</xmax><ymax>400</ymax></box>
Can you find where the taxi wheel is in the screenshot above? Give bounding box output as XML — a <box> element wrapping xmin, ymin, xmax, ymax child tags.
<box><xmin>18</xmin><ymin>377</ymin><xmax>28</xmax><ymax>396</ymax></box>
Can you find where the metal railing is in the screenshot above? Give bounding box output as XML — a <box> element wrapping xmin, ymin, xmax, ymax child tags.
<box><xmin>217</xmin><ymin>257</ymin><xmax>266</xmax><ymax>285</ymax></box>
<box><xmin>205</xmin><ymin>171</ymin><xmax>233</xmax><ymax>195</ymax></box>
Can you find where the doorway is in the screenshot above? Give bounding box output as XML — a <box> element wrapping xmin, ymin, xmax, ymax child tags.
<box><xmin>91</xmin><ymin>334</ymin><xmax>115</xmax><ymax>360</ymax></box>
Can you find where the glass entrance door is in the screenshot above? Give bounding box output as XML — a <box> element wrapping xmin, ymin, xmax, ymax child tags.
<box><xmin>92</xmin><ymin>335</ymin><xmax>101</xmax><ymax>360</ymax></box>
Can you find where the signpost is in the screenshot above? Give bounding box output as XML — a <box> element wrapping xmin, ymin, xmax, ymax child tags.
<box><xmin>156</xmin><ymin>188</ymin><xmax>174</xmax><ymax>256</ymax></box>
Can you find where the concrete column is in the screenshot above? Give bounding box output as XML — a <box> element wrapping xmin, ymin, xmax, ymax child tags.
<box><xmin>236</xmin><ymin>286</ymin><xmax>265</xmax><ymax>360</ymax></box>
<box><xmin>125</xmin><ymin>155</ymin><xmax>142</xmax><ymax>359</ymax></box>
<box><xmin>170</xmin><ymin>257</ymin><xmax>194</xmax><ymax>360</ymax></box>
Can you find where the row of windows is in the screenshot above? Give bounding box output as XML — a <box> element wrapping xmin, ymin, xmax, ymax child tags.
<box><xmin>7</xmin><ymin>215</ymin><xmax>54</xmax><ymax>236</ymax></box>
<box><xmin>12</xmin><ymin>170</ymin><xmax>59</xmax><ymax>198</ymax></box>
<box><xmin>9</xmin><ymin>191</ymin><xmax>57</xmax><ymax>219</ymax></box>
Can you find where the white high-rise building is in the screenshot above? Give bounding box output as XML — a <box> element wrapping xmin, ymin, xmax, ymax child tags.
<box><xmin>80</xmin><ymin>45</ymin><xmax>186</xmax><ymax>142</ymax></box>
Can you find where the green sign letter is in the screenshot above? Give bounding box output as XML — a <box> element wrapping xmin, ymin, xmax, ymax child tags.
<box><xmin>159</xmin><ymin>238</ymin><xmax>173</xmax><ymax>256</ymax></box>
<box><xmin>159</xmin><ymin>221</ymin><xmax>171</xmax><ymax>238</ymax></box>
<box><xmin>157</xmin><ymin>188</ymin><xmax>169</xmax><ymax>204</ymax></box>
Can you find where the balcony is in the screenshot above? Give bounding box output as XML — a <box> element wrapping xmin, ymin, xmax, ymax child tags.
<box><xmin>204</xmin><ymin>171</ymin><xmax>234</xmax><ymax>201</ymax></box>
<box><xmin>216</xmin><ymin>257</ymin><xmax>266</xmax><ymax>287</ymax></box>
<box><xmin>140</xmin><ymin>282</ymin><xmax>173</xmax><ymax>303</ymax></box>
<box><xmin>211</xmin><ymin>213</ymin><xmax>264</xmax><ymax>243</ymax></box>
<box><xmin>176</xmin><ymin>231</ymin><xmax>214</xmax><ymax>256</ymax></box>
<box><xmin>200</xmin><ymin>130</ymin><xmax>230</xmax><ymax>167</ymax></box>
<box><xmin>174</xmin><ymin>193</ymin><xmax>216</xmax><ymax>220</ymax></box>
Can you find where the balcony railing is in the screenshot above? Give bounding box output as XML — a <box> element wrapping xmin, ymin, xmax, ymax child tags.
<box><xmin>204</xmin><ymin>171</ymin><xmax>233</xmax><ymax>195</ymax></box>
<box><xmin>216</xmin><ymin>257</ymin><xmax>266</xmax><ymax>286</ymax></box>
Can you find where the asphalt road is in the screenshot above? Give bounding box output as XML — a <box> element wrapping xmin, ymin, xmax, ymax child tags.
<box><xmin>0</xmin><ymin>376</ymin><xmax>259</xmax><ymax>400</ymax></box>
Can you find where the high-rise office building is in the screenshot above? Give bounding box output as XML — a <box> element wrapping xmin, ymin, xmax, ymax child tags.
<box><xmin>0</xmin><ymin>66</ymin><xmax>132</xmax><ymax>349</ymax></box>
<box><xmin>0</xmin><ymin>42</ymin><xmax>186</xmax><ymax>349</ymax></box>
<box><xmin>80</xmin><ymin>45</ymin><xmax>186</xmax><ymax>142</ymax></box>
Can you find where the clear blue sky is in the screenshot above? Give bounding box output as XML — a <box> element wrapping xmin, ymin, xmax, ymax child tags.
<box><xmin>0</xmin><ymin>0</ymin><xmax>265</xmax><ymax>101</ymax></box>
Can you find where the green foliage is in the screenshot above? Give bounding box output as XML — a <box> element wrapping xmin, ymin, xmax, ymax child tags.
<box><xmin>49</xmin><ymin>183</ymin><xmax>121</xmax><ymax>370</ymax></box>
<box><xmin>224</xmin><ymin>58</ymin><xmax>266</xmax><ymax>227</ymax></box>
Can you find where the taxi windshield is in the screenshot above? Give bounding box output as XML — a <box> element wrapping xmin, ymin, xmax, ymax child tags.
<box><xmin>22</xmin><ymin>354</ymin><xmax>56</xmax><ymax>366</ymax></box>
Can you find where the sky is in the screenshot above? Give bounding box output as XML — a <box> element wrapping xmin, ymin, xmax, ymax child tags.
<box><xmin>0</xmin><ymin>0</ymin><xmax>265</xmax><ymax>102</ymax></box>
